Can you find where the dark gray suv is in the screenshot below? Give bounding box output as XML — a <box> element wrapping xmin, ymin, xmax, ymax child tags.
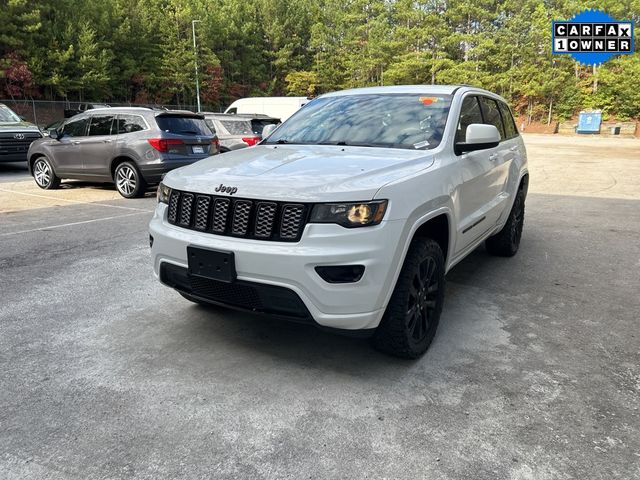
<box><xmin>27</xmin><ymin>107</ymin><xmax>218</xmax><ymax>198</ymax></box>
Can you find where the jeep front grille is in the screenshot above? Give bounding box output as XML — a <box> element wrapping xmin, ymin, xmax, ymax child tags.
<box><xmin>167</xmin><ymin>189</ymin><xmax>309</xmax><ymax>242</ymax></box>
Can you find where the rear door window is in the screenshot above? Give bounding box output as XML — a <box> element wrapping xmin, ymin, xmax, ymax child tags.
<box><xmin>498</xmin><ymin>102</ymin><xmax>519</xmax><ymax>139</ymax></box>
<box><xmin>479</xmin><ymin>97</ymin><xmax>506</xmax><ymax>140</ymax></box>
<box><xmin>455</xmin><ymin>96</ymin><xmax>483</xmax><ymax>144</ymax></box>
<box><xmin>115</xmin><ymin>114</ymin><xmax>147</xmax><ymax>134</ymax></box>
<box><xmin>88</xmin><ymin>115</ymin><xmax>114</xmax><ymax>136</ymax></box>
<box><xmin>155</xmin><ymin>116</ymin><xmax>211</xmax><ymax>136</ymax></box>
<box><xmin>63</xmin><ymin>117</ymin><xmax>89</xmax><ymax>137</ymax></box>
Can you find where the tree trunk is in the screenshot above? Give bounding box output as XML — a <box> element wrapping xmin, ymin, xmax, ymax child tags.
<box><xmin>547</xmin><ymin>98</ymin><xmax>553</xmax><ymax>125</ymax></box>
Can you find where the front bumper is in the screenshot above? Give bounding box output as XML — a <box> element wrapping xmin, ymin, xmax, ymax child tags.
<box><xmin>0</xmin><ymin>152</ymin><xmax>29</xmax><ymax>162</ymax></box>
<box><xmin>149</xmin><ymin>203</ymin><xmax>405</xmax><ymax>330</ymax></box>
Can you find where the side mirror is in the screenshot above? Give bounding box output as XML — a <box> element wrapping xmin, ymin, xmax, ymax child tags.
<box><xmin>261</xmin><ymin>124</ymin><xmax>278</xmax><ymax>139</ymax></box>
<box><xmin>48</xmin><ymin>129</ymin><xmax>60</xmax><ymax>140</ymax></box>
<box><xmin>19</xmin><ymin>115</ymin><xmax>27</xmax><ymax>121</ymax></box>
<box><xmin>455</xmin><ymin>124</ymin><xmax>500</xmax><ymax>155</ymax></box>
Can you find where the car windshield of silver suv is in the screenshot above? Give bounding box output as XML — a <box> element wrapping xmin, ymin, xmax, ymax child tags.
<box><xmin>150</xmin><ymin>86</ymin><xmax>528</xmax><ymax>359</ymax></box>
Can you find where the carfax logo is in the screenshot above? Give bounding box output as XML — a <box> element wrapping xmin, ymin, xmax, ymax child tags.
<box><xmin>553</xmin><ymin>9</ymin><xmax>634</xmax><ymax>65</ymax></box>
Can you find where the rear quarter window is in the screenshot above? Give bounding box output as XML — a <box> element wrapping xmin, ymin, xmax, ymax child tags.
<box><xmin>114</xmin><ymin>115</ymin><xmax>147</xmax><ymax>134</ymax></box>
<box><xmin>155</xmin><ymin>116</ymin><xmax>212</xmax><ymax>136</ymax></box>
<box><xmin>219</xmin><ymin>120</ymin><xmax>253</xmax><ymax>136</ymax></box>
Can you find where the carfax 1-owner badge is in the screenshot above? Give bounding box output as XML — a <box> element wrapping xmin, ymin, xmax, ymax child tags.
<box><xmin>553</xmin><ymin>9</ymin><xmax>634</xmax><ymax>65</ymax></box>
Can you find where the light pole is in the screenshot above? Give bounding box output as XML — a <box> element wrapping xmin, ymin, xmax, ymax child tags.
<box><xmin>192</xmin><ymin>19</ymin><xmax>202</xmax><ymax>112</ymax></box>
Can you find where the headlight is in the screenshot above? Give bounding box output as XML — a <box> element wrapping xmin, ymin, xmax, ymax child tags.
<box><xmin>157</xmin><ymin>183</ymin><xmax>172</xmax><ymax>204</ymax></box>
<box><xmin>310</xmin><ymin>200</ymin><xmax>388</xmax><ymax>228</ymax></box>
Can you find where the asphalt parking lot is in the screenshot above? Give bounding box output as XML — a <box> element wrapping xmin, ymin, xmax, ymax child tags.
<box><xmin>1</xmin><ymin>135</ymin><xmax>639</xmax><ymax>479</ymax></box>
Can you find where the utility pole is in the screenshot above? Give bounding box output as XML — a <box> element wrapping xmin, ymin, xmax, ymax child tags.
<box><xmin>192</xmin><ymin>19</ymin><xmax>202</xmax><ymax>112</ymax></box>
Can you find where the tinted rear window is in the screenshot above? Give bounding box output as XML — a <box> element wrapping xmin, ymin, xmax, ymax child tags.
<box><xmin>219</xmin><ymin>120</ymin><xmax>253</xmax><ymax>136</ymax></box>
<box><xmin>155</xmin><ymin>116</ymin><xmax>212</xmax><ymax>136</ymax></box>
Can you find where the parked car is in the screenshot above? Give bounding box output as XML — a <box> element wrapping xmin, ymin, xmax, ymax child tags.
<box><xmin>28</xmin><ymin>107</ymin><xmax>219</xmax><ymax>198</ymax></box>
<box><xmin>150</xmin><ymin>85</ymin><xmax>528</xmax><ymax>358</ymax></box>
<box><xmin>203</xmin><ymin>113</ymin><xmax>280</xmax><ymax>152</ymax></box>
<box><xmin>63</xmin><ymin>102</ymin><xmax>111</xmax><ymax>118</ymax></box>
<box><xmin>224</xmin><ymin>97</ymin><xmax>308</xmax><ymax>121</ymax></box>
<box><xmin>0</xmin><ymin>103</ymin><xmax>43</xmax><ymax>163</ymax></box>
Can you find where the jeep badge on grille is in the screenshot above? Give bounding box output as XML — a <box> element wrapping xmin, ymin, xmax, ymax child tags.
<box><xmin>214</xmin><ymin>184</ymin><xmax>238</xmax><ymax>195</ymax></box>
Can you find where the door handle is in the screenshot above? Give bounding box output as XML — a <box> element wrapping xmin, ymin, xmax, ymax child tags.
<box><xmin>72</xmin><ymin>141</ymin><xmax>80</xmax><ymax>145</ymax></box>
<box><xmin>103</xmin><ymin>139</ymin><xmax>112</xmax><ymax>143</ymax></box>
<box><xmin>489</xmin><ymin>154</ymin><xmax>498</xmax><ymax>161</ymax></box>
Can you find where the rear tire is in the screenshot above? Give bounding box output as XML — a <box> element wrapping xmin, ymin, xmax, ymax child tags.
<box><xmin>32</xmin><ymin>156</ymin><xmax>61</xmax><ymax>190</ymax></box>
<box><xmin>114</xmin><ymin>161</ymin><xmax>146</xmax><ymax>198</ymax></box>
<box><xmin>485</xmin><ymin>189</ymin><xmax>525</xmax><ymax>257</ymax></box>
<box><xmin>372</xmin><ymin>238</ymin><xmax>445</xmax><ymax>359</ymax></box>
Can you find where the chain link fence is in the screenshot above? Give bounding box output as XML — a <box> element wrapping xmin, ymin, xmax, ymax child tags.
<box><xmin>0</xmin><ymin>99</ymin><xmax>224</xmax><ymax>127</ymax></box>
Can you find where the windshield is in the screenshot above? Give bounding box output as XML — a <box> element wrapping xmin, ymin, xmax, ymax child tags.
<box><xmin>0</xmin><ymin>105</ymin><xmax>22</xmax><ymax>123</ymax></box>
<box><xmin>155</xmin><ymin>116</ymin><xmax>212</xmax><ymax>136</ymax></box>
<box><xmin>265</xmin><ymin>94</ymin><xmax>452</xmax><ymax>149</ymax></box>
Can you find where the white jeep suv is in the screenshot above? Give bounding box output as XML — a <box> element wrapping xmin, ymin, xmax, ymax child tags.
<box><xmin>149</xmin><ymin>86</ymin><xmax>528</xmax><ymax>358</ymax></box>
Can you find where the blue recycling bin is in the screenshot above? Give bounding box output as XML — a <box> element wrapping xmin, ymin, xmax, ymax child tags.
<box><xmin>577</xmin><ymin>111</ymin><xmax>602</xmax><ymax>134</ymax></box>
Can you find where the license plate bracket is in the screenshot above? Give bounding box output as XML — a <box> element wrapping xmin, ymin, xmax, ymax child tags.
<box><xmin>187</xmin><ymin>246</ymin><xmax>236</xmax><ymax>283</ymax></box>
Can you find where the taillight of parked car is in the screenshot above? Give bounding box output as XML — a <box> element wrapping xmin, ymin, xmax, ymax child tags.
<box><xmin>212</xmin><ymin>137</ymin><xmax>220</xmax><ymax>153</ymax></box>
<box><xmin>242</xmin><ymin>136</ymin><xmax>260</xmax><ymax>147</ymax></box>
<box><xmin>148</xmin><ymin>138</ymin><xmax>184</xmax><ymax>152</ymax></box>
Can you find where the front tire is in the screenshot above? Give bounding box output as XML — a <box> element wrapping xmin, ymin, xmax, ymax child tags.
<box><xmin>114</xmin><ymin>161</ymin><xmax>146</xmax><ymax>198</ymax></box>
<box><xmin>485</xmin><ymin>188</ymin><xmax>525</xmax><ymax>257</ymax></box>
<box><xmin>372</xmin><ymin>238</ymin><xmax>445</xmax><ymax>359</ymax></box>
<box><xmin>32</xmin><ymin>156</ymin><xmax>61</xmax><ymax>190</ymax></box>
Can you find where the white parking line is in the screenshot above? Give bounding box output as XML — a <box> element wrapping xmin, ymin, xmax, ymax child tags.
<box><xmin>0</xmin><ymin>211</ymin><xmax>149</xmax><ymax>237</ymax></box>
<box><xmin>0</xmin><ymin>187</ymin><xmax>153</xmax><ymax>212</ymax></box>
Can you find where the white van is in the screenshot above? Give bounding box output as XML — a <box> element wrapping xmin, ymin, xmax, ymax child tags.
<box><xmin>224</xmin><ymin>97</ymin><xmax>308</xmax><ymax>121</ymax></box>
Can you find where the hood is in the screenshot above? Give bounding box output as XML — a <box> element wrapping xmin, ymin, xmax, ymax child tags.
<box><xmin>0</xmin><ymin>121</ymin><xmax>41</xmax><ymax>133</ymax></box>
<box><xmin>163</xmin><ymin>144</ymin><xmax>435</xmax><ymax>202</ymax></box>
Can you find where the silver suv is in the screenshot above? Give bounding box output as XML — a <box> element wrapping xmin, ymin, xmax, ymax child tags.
<box><xmin>27</xmin><ymin>107</ymin><xmax>218</xmax><ymax>198</ymax></box>
<box><xmin>203</xmin><ymin>113</ymin><xmax>279</xmax><ymax>152</ymax></box>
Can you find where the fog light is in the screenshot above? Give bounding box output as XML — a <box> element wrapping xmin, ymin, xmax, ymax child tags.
<box><xmin>315</xmin><ymin>265</ymin><xmax>365</xmax><ymax>284</ymax></box>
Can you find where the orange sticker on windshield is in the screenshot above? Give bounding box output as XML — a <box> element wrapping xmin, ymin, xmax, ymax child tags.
<box><xmin>419</xmin><ymin>97</ymin><xmax>439</xmax><ymax>105</ymax></box>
